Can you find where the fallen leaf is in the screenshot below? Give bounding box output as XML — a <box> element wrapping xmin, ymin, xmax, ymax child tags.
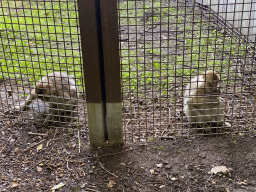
<box><xmin>11</xmin><ymin>182</ymin><xmax>18</xmax><ymax>188</ymax></box>
<box><xmin>37</xmin><ymin>144</ymin><xmax>43</xmax><ymax>152</ymax></box>
<box><xmin>159</xmin><ymin>185</ymin><xmax>165</xmax><ymax>188</ymax></box>
<box><xmin>107</xmin><ymin>180</ymin><xmax>116</xmax><ymax>188</ymax></box>
<box><xmin>211</xmin><ymin>166</ymin><xmax>229</xmax><ymax>175</ymax></box>
<box><xmin>50</xmin><ymin>182</ymin><xmax>65</xmax><ymax>191</ymax></box>
<box><xmin>165</xmin><ymin>164</ymin><xmax>171</xmax><ymax>169</ymax></box>
<box><xmin>150</xmin><ymin>169</ymin><xmax>155</xmax><ymax>174</ymax></box>
<box><xmin>237</xmin><ymin>180</ymin><xmax>248</xmax><ymax>185</ymax></box>
<box><xmin>37</xmin><ymin>166</ymin><xmax>42</xmax><ymax>172</ymax></box>
<box><xmin>6</xmin><ymin>121</ymin><xmax>11</xmax><ymax>127</ymax></box>
<box><xmin>170</xmin><ymin>177</ymin><xmax>177</xmax><ymax>181</ymax></box>
<box><xmin>156</xmin><ymin>163</ymin><xmax>163</xmax><ymax>168</ymax></box>
<box><xmin>14</xmin><ymin>148</ymin><xmax>19</xmax><ymax>154</ymax></box>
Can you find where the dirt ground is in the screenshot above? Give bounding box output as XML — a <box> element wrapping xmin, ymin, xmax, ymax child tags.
<box><xmin>0</xmin><ymin>118</ymin><xmax>255</xmax><ymax>192</ymax></box>
<box><xmin>0</xmin><ymin>0</ymin><xmax>256</xmax><ymax>191</ymax></box>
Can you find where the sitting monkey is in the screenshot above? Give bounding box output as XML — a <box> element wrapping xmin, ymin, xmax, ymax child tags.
<box><xmin>9</xmin><ymin>72</ymin><xmax>79</xmax><ymax>127</ymax></box>
<box><xmin>184</xmin><ymin>70</ymin><xmax>231</xmax><ymax>132</ymax></box>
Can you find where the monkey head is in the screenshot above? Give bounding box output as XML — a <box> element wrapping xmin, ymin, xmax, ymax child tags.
<box><xmin>204</xmin><ymin>70</ymin><xmax>220</xmax><ymax>93</ymax></box>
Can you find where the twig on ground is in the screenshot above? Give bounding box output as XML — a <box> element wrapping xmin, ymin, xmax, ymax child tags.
<box><xmin>99</xmin><ymin>162</ymin><xmax>118</xmax><ymax>178</ymax></box>
<box><xmin>23</xmin><ymin>139</ymin><xmax>46</xmax><ymax>152</ymax></box>
<box><xmin>119</xmin><ymin>185</ymin><xmax>125</xmax><ymax>192</ymax></box>
<box><xmin>77</xmin><ymin>128</ymin><xmax>81</xmax><ymax>154</ymax></box>
<box><xmin>88</xmin><ymin>151</ymin><xmax>124</xmax><ymax>159</ymax></box>
<box><xmin>0</xmin><ymin>145</ymin><xmax>6</xmax><ymax>153</ymax></box>
<box><xmin>159</xmin><ymin>136</ymin><xmax>175</xmax><ymax>140</ymax></box>
<box><xmin>66</xmin><ymin>160</ymin><xmax>72</xmax><ymax>170</ymax></box>
<box><xmin>28</xmin><ymin>132</ymin><xmax>48</xmax><ymax>136</ymax></box>
<box><xmin>86</xmin><ymin>188</ymin><xmax>99</xmax><ymax>192</ymax></box>
<box><xmin>47</xmin><ymin>138</ymin><xmax>60</xmax><ymax>147</ymax></box>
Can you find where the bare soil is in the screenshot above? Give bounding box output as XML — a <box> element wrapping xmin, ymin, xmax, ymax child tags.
<box><xmin>0</xmin><ymin>116</ymin><xmax>256</xmax><ymax>191</ymax></box>
<box><xmin>1</xmin><ymin>1</ymin><xmax>256</xmax><ymax>192</ymax></box>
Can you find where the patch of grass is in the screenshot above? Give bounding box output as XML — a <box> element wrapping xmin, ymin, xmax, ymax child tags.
<box><xmin>0</xmin><ymin>0</ymin><xmax>248</xmax><ymax>97</ymax></box>
<box><xmin>119</xmin><ymin>0</ymin><xmax>247</xmax><ymax>95</ymax></box>
<box><xmin>0</xmin><ymin>0</ymin><xmax>82</xmax><ymax>85</ymax></box>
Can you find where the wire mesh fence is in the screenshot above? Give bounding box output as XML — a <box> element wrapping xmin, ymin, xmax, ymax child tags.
<box><xmin>0</xmin><ymin>0</ymin><xmax>88</xmax><ymax>141</ymax></box>
<box><xmin>118</xmin><ymin>0</ymin><xmax>256</xmax><ymax>142</ymax></box>
<box><xmin>0</xmin><ymin>0</ymin><xmax>255</xmax><ymax>144</ymax></box>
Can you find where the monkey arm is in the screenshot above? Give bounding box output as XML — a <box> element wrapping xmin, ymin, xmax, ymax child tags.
<box><xmin>16</xmin><ymin>90</ymin><xmax>38</xmax><ymax>111</ymax></box>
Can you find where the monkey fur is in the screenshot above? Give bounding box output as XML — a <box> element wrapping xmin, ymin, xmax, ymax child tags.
<box><xmin>184</xmin><ymin>70</ymin><xmax>231</xmax><ymax>132</ymax></box>
<box><xmin>12</xmin><ymin>72</ymin><xmax>79</xmax><ymax>127</ymax></box>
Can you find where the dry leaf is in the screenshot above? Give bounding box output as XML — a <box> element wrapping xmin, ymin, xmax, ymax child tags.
<box><xmin>37</xmin><ymin>144</ymin><xmax>43</xmax><ymax>152</ymax></box>
<box><xmin>14</xmin><ymin>148</ymin><xmax>19</xmax><ymax>154</ymax></box>
<box><xmin>211</xmin><ymin>166</ymin><xmax>229</xmax><ymax>174</ymax></box>
<box><xmin>37</xmin><ymin>166</ymin><xmax>42</xmax><ymax>172</ymax></box>
<box><xmin>50</xmin><ymin>182</ymin><xmax>65</xmax><ymax>191</ymax></box>
<box><xmin>237</xmin><ymin>180</ymin><xmax>248</xmax><ymax>185</ymax></box>
<box><xmin>150</xmin><ymin>169</ymin><xmax>155</xmax><ymax>174</ymax></box>
<box><xmin>159</xmin><ymin>185</ymin><xmax>165</xmax><ymax>188</ymax></box>
<box><xmin>11</xmin><ymin>182</ymin><xmax>18</xmax><ymax>188</ymax></box>
<box><xmin>107</xmin><ymin>180</ymin><xmax>116</xmax><ymax>188</ymax></box>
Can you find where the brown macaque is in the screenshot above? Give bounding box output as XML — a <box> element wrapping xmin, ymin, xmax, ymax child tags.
<box><xmin>11</xmin><ymin>72</ymin><xmax>79</xmax><ymax>127</ymax></box>
<box><xmin>184</xmin><ymin>70</ymin><xmax>231</xmax><ymax>132</ymax></box>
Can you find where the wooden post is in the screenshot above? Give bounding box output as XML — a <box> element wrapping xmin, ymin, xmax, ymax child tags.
<box><xmin>77</xmin><ymin>0</ymin><xmax>106</xmax><ymax>146</ymax></box>
<box><xmin>77</xmin><ymin>0</ymin><xmax>123</xmax><ymax>146</ymax></box>
<box><xmin>100</xmin><ymin>0</ymin><xmax>123</xmax><ymax>146</ymax></box>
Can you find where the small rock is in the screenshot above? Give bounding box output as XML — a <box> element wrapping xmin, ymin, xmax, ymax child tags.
<box><xmin>11</xmin><ymin>182</ymin><xmax>18</xmax><ymax>188</ymax></box>
<box><xmin>150</xmin><ymin>169</ymin><xmax>155</xmax><ymax>174</ymax></box>
<box><xmin>165</xmin><ymin>164</ymin><xmax>172</xmax><ymax>169</ymax></box>
<box><xmin>37</xmin><ymin>166</ymin><xmax>42</xmax><ymax>172</ymax></box>
<box><xmin>156</xmin><ymin>163</ymin><xmax>163</xmax><ymax>168</ymax></box>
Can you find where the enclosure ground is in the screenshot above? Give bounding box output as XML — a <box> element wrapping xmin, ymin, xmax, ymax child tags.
<box><xmin>0</xmin><ymin>122</ymin><xmax>255</xmax><ymax>192</ymax></box>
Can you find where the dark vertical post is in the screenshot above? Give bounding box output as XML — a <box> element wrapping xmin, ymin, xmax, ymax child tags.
<box><xmin>100</xmin><ymin>0</ymin><xmax>123</xmax><ymax>146</ymax></box>
<box><xmin>78</xmin><ymin>0</ymin><xmax>123</xmax><ymax>146</ymax></box>
<box><xmin>77</xmin><ymin>0</ymin><xmax>106</xmax><ymax>146</ymax></box>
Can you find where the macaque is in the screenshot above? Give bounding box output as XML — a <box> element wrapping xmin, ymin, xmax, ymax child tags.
<box><xmin>10</xmin><ymin>72</ymin><xmax>79</xmax><ymax>127</ymax></box>
<box><xmin>184</xmin><ymin>70</ymin><xmax>231</xmax><ymax>132</ymax></box>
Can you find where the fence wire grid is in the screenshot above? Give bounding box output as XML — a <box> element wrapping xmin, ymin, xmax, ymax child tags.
<box><xmin>118</xmin><ymin>0</ymin><xmax>256</xmax><ymax>142</ymax></box>
<box><xmin>0</xmin><ymin>0</ymin><xmax>89</xmax><ymax>141</ymax></box>
<box><xmin>0</xmin><ymin>0</ymin><xmax>256</xmax><ymax>144</ymax></box>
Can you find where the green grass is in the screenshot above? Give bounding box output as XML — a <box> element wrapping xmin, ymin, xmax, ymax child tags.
<box><xmin>0</xmin><ymin>0</ymin><xmax>82</xmax><ymax>85</ymax></box>
<box><xmin>0</xmin><ymin>0</ymin><xmax>248</xmax><ymax>96</ymax></box>
<box><xmin>118</xmin><ymin>0</ymin><xmax>248</xmax><ymax>96</ymax></box>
